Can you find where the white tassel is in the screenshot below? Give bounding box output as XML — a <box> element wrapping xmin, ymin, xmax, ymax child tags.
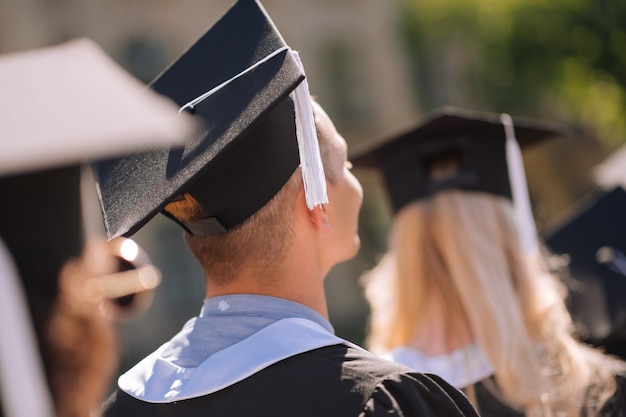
<box><xmin>290</xmin><ymin>51</ymin><xmax>329</xmax><ymax>209</ymax></box>
<box><xmin>501</xmin><ymin>113</ymin><xmax>539</xmax><ymax>256</ymax></box>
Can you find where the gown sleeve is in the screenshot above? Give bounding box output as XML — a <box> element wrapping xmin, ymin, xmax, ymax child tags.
<box><xmin>359</xmin><ymin>372</ymin><xmax>480</xmax><ymax>417</ymax></box>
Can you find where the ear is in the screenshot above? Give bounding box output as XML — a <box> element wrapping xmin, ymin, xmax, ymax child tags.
<box><xmin>309</xmin><ymin>204</ymin><xmax>331</xmax><ymax>232</ymax></box>
<box><xmin>296</xmin><ymin>184</ymin><xmax>331</xmax><ymax>232</ymax></box>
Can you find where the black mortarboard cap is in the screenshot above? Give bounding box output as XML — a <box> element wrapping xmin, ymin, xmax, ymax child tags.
<box><xmin>0</xmin><ymin>38</ymin><xmax>194</xmax><ymax>416</ymax></box>
<box><xmin>95</xmin><ymin>0</ymin><xmax>327</xmax><ymax>239</ymax></box>
<box><xmin>542</xmin><ymin>187</ymin><xmax>626</xmax><ymax>354</ymax></box>
<box><xmin>351</xmin><ymin>105</ymin><xmax>566</xmax><ymax>213</ymax></box>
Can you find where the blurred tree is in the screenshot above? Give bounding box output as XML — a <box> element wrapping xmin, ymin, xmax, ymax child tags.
<box><xmin>399</xmin><ymin>0</ymin><xmax>626</xmax><ymax>148</ymax></box>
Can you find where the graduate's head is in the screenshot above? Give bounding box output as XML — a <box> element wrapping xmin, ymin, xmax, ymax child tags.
<box><xmin>95</xmin><ymin>0</ymin><xmax>348</xmax><ymax>284</ymax></box>
<box><xmin>352</xmin><ymin>105</ymin><xmax>570</xmax><ymax>262</ymax></box>
<box><xmin>164</xmin><ymin>99</ymin><xmax>362</xmax><ymax>286</ymax></box>
<box><xmin>356</xmin><ymin>106</ymin><xmax>568</xmax><ymax>351</ymax></box>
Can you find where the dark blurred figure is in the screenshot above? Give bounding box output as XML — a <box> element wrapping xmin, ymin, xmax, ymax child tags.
<box><xmin>543</xmin><ymin>186</ymin><xmax>626</xmax><ymax>360</ymax></box>
<box><xmin>0</xmin><ymin>38</ymin><xmax>196</xmax><ymax>417</ymax></box>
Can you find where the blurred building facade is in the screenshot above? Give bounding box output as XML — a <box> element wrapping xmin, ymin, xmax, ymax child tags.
<box><xmin>0</xmin><ymin>0</ymin><xmax>418</xmax><ymax>139</ymax></box>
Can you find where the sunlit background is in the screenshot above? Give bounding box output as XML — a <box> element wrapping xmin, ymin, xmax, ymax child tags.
<box><xmin>3</xmin><ymin>0</ymin><xmax>626</xmax><ymax>381</ymax></box>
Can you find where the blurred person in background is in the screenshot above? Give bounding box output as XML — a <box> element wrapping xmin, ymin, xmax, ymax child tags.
<box><xmin>96</xmin><ymin>1</ymin><xmax>480</xmax><ymax>416</ymax></box>
<box><xmin>542</xmin><ymin>185</ymin><xmax>626</xmax><ymax>362</ymax></box>
<box><xmin>353</xmin><ymin>106</ymin><xmax>626</xmax><ymax>417</ymax></box>
<box><xmin>0</xmin><ymin>39</ymin><xmax>196</xmax><ymax>417</ymax></box>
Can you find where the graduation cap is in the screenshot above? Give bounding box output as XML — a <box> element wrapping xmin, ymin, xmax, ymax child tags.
<box><xmin>542</xmin><ymin>187</ymin><xmax>626</xmax><ymax>356</ymax></box>
<box><xmin>0</xmin><ymin>37</ymin><xmax>195</xmax><ymax>314</ymax></box>
<box><xmin>0</xmin><ymin>38</ymin><xmax>195</xmax><ymax>417</ymax></box>
<box><xmin>351</xmin><ymin>105</ymin><xmax>567</xmax><ymax>254</ymax></box>
<box><xmin>95</xmin><ymin>0</ymin><xmax>327</xmax><ymax>239</ymax></box>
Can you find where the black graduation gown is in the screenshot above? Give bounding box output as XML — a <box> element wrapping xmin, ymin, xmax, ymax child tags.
<box><xmin>466</xmin><ymin>375</ymin><xmax>626</xmax><ymax>417</ymax></box>
<box><xmin>102</xmin><ymin>344</ymin><xmax>479</xmax><ymax>417</ymax></box>
<box><xmin>465</xmin><ymin>377</ymin><xmax>524</xmax><ymax>417</ymax></box>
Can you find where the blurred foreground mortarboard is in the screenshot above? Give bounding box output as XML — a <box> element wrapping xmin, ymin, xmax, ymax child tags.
<box><xmin>351</xmin><ymin>105</ymin><xmax>568</xmax><ymax>254</ymax></box>
<box><xmin>95</xmin><ymin>0</ymin><xmax>328</xmax><ymax>239</ymax></box>
<box><xmin>542</xmin><ymin>186</ymin><xmax>626</xmax><ymax>358</ymax></box>
<box><xmin>0</xmin><ymin>38</ymin><xmax>196</xmax><ymax>417</ymax></box>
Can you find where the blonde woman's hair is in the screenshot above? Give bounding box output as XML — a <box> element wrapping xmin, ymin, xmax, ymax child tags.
<box><xmin>364</xmin><ymin>190</ymin><xmax>625</xmax><ymax>417</ymax></box>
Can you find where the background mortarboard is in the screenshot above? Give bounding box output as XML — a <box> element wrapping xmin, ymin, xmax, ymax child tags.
<box><xmin>350</xmin><ymin>105</ymin><xmax>566</xmax><ymax>213</ymax></box>
<box><xmin>351</xmin><ymin>105</ymin><xmax>569</xmax><ymax>256</ymax></box>
<box><xmin>0</xmin><ymin>37</ymin><xmax>196</xmax><ymax>319</ymax></box>
<box><xmin>95</xmin><ymin>0</ymin><xmax>323</xmax><ymax>239</ymax></box>
<box><xmin>0</xmin><ymin>38</ymin><xmax>195</xmax><ymax>177</ymax></box>
<box><xmin>0</xmin><ymin>38</ymin><xmax>195</xmax><ymax>417</ymax></box>
<box><xmin>542</xmin><ymin>186</ymin><xmax>626</xmax><ymax>358</ymax></box>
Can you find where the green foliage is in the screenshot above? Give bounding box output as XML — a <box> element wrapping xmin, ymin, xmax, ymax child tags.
<box><xmin>400</xmin><ymin>0</ymin><xmax>626</xmax><ymax>146</ymax></box>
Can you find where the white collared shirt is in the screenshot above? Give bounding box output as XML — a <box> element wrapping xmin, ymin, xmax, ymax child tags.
<box><xmin>381</xmin><ymin>343</ymin><xmax>494</xmax><ymax>388</ymax></box>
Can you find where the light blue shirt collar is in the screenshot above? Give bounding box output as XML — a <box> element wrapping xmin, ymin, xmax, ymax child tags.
<box><xmin>381</xmin><ymin>343</ymin><xmax>494</xmax><ymax>388</ymax></box>
<box><xmin>162</xmin><ymin>294</ymin><xmax>334</xmax><ymax>368</ymax></box>
<box><xmin>199</xmin><ymin>294</ymin><xmax>333</xmax><ymax>332</ymax></box>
